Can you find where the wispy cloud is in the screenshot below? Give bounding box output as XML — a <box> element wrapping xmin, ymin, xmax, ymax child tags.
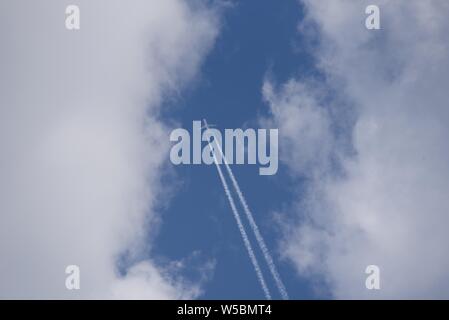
<box><xmin>264</xmin><ymin>0</ymin><xmax>449</xmax><ymax>298</ymax></box>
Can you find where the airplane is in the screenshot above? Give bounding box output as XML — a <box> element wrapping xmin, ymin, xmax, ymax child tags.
<box><xmin>201</xmin><ymin>119</ymin><xmax>217</xmax><ymax>130</ymax></box>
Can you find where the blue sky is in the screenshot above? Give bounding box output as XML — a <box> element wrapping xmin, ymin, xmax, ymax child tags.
<box><xmin>154</xmin><ymin>0</ymin><xmax>318</xmax><ymax>299</ymax></box>
<box><xmin>2</xmin><ymin>0</ymin><xmax>449</xmax><ymax>299</ymax></box>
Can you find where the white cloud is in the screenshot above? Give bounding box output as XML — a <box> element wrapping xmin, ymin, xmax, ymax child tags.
<box><xmin>0</xmin><ymin>0</ymin><xmax>219</xmax><ymax>298</ymax></box>
<box><xmin>112</xmin><ymin>261</ymin><xmax>200</xmax><ymax>300</ymax></box>
<box><xmin>265</xmin><ymin>0</ymin><xmax>449</xmax><ymax>298</ymax></box>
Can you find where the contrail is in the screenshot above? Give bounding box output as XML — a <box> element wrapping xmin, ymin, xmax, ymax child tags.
<box><xmin>205</xmin><ymin>128</ymin><xmax>272</xmax><ymax>300</ymax></box>
<box><xmin>205</xmin><ymin>119</ymin><xmax>289</xmax><ymax>300</ymax></box>
<box><xmin>222</xmin><ymin>157</ymin><xmax>289</xmax><ymax>299</ymax></box>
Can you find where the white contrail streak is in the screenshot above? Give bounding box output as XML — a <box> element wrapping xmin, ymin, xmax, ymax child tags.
<box><xmin>205</xmin><ymin>128</ymin><xmax>272</xmax><ymax>300</ymax></box>
<box><xmin>206</xmin><ymin>119</ymin><xmax>289</xmax><ymax>300</ymax></box>
<box><xmin>222</xmin><ymin>157</ymin><xmax>289</xmax><ymax>299</ymax></box>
